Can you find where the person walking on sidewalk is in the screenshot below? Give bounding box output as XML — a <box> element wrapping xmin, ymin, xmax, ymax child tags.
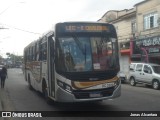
<box><xmin>0</xmin><ymin>66</ymin><xmax>8</xmax><ymax>88</ymax></box>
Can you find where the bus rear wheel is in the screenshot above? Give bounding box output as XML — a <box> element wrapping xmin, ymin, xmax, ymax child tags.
<box><xmin>28</xmin><ymin>75</ymin><xmax>33</xmax><ymax>90</ymax></box>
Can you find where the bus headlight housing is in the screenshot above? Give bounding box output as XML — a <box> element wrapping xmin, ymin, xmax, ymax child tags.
<box><xmin>57</xmin><ymin>80</ymin><xmax>72</xmax><ymax>93</ymax></box>
<box><xmin>114</xmin><ymin>78</ymin><xmax>120</xmax><ymax>88</ymax></box>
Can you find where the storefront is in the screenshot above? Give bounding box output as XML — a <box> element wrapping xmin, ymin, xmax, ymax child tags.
<box><xmin>119</xmin><ymin>41</ymin><xmax>130</xmax><ymax>76</ymax></box>
<box><xmin>130</xmin><ymin>36</ymin><xmax>160</xmax><ymax>65</ymax></box>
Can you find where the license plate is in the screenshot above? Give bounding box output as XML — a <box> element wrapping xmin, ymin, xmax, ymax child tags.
<box><xmin>102</xmin><ymin>82</ymin><xmax>115</xmax><ymax>88</ymax></box>
<box><xmin>89</xmin><ymin>92</ymin><xmax>101</xmax><ymax>98</ymax></box>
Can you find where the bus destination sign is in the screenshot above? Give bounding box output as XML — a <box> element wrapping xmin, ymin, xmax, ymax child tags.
<box><xmin>65</xmin><ymin>25</ymin><xmax>109</xmax><ymax>32</ymax></box>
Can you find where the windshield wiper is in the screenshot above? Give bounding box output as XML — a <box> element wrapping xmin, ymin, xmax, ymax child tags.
<box><xmin>72</xmin><ymin>36</ymin><xmax>87</xmax><ymax>64</ymax></box>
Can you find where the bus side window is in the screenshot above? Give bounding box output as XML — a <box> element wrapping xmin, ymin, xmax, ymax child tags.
<box><xmin>36</xmin><ymin>43</ymin><xmax>40</xmax><ymax>61</ymax></box>
<box><xmin>40</xmin><ymin>41</ymin><xmax>47</xmax><ymax>61</ymax></box>
<box><xmin>33</xmin><ymin>44</ymin><xmax>36</xmax><ymax>61</ymax></box>
<box><xmin>29</xmin><ymin>47</ymin><xmax>32</xmax><ymax>61</ymax></box>
<box><xmin>31</xmin><ymin>46</ymin><xmax>34</xmax><ymax>61</ymax></box>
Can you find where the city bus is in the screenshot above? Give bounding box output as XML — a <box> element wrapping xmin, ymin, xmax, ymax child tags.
<box><xmin>23</xmin><ymin>22</ymin><xmax>121</xmax><ymax>103</ymax></box>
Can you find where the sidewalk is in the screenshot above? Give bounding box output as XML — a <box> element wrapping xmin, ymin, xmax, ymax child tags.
<box><xmin>0</xmin><ymin>90</ymin><xmax>3</xmax><ymax>111</ymax></box>
<box><xmin>0</xmin><ymin>90</ymin><xmax>4</xmax><ymax>120</ymax></box>
<box><xmin>0</xmin><ymin>89</ymin><xmax>14</xmax><ymax>120</ymax></box>
<box><xmin>0</xmin><ymin>100</ymin><xmax>2</xmax><ymax>111</ymax></box>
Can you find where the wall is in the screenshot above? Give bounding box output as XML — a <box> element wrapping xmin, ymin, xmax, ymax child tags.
<box><xmin>136</xmin><ymin>0</ymin><xmax>160</xmax><ymax>38</ymax></box>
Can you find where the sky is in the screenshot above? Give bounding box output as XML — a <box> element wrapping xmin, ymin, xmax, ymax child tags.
<box><xmin>0</xmin><ymin>0</ymin><xmax>144</xmax><ymax>58</ymax></box>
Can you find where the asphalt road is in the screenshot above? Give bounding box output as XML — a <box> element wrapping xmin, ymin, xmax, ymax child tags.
<box><xmin>1</xmin><ymin>68</ymin><xmax>160</xmax><ymax>120</ymax></box>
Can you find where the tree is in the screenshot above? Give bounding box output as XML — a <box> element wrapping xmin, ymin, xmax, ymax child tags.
<box><xmin>6</xmin><ymin>52</ymin><xmax>23</xmax><ymax>64</ymax></box>
<box><xmin>6</xmin><ymin>53</ymin><xmax>10</xmax><ymax>56</ymax></box>
<box><xmin>0</xmin><ymin>55</ymin><xmax>3</xmax><ymax>64</ymax></box>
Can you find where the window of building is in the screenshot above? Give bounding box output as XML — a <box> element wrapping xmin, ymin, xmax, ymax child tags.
<box><xmin>144</xmin><ymin>13</ymin><xmax>158</xmax><ymax>30</ymax></box>
<box><xmin>131</xmin><ymin>20</ymin><xmax>136</xmax><ymax>33</ymax></box>
<box><xmin>120</xmin><ymin>41</ymin><xmax>130</xmax><ymax>50</ymax></box>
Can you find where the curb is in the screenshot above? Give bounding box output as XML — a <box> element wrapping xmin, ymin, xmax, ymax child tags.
<box><xmin>0</xmin><ymin>100</ymin><xmax>2</xmax><ymax>111</ymax></box>
<box><xmin>0</xmin><ymin>90</ymin><xmax>3</xmax><ymax>111</ymax></box>
<box><xmin>0</xmin><ymin>90</ymin><xmax>4</xmax><ymax>120</ymax></box>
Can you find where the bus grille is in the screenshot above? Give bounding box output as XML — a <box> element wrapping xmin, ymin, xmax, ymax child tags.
<box><xmin>72</xmin><ymin>87</ymin><xmax>114</xmax><ymax>99</ymax></box>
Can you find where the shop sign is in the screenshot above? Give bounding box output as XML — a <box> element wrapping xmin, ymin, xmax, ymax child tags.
<box><xmin>136</xmin><ymin>36</ymin><xmax>160</xmax><ymax>47</ymax></box>
<box><xmin>133</xmin><ymin>36</ymin><xmax>160</xmax><ymax>55</ymax></box>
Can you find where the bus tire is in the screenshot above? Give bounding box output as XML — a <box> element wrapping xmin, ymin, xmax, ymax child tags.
<box><xmin>42</xmin><ymin>80</ymin><xmax>53</xmax><ymax>104</ymax></box>
<box><xmin>28</xmin><ymin>74</ymin><xmax>33</xmax><ymax>90</ymax></box>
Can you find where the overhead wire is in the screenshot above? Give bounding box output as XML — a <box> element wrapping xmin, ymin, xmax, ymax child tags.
<box><xmin>0</xmin><ymin>23</ymin><xmax>42</xmax><ymax>35</ymax></box>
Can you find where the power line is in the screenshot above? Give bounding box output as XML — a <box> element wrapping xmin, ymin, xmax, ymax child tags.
<box><xmin>0</xmin><ymin>6</ymin><xmax>11</xmax><ymax>16</ymax></box>
<box><xmin>1</xmin><ymin>23</ymin><xmax>42</xmax><ymax>35</ymax></box>
<box><xmin>0</xmin><ymin>27</ymin><xmax>8</xmax><ymax>29</ymax></box>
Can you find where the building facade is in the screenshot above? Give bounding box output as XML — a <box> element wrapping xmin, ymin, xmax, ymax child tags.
<box><xmin>99</xmin><ymin>8</ymin><xmax>136</xmax><ymax>76</ymax></box>
<box><xmin>99</xmin><ymin>0</ymin><xmax>160</xmax><ymax>76</ymax></box>
<box><xmin>132</xmin><ymin>0</ymin><xmax>160</xmax><ymax>64</ymax></box>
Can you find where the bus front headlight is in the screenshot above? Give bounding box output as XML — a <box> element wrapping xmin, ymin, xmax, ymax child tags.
<box><xmin>114</xmin><ymin>78</ymin><xmax>120</xmax><ymax>88</ymax></box>
<box><xmin>57</xmin><ymin>80</ymin><xmax>72</xmax><ymax>93</ymax></box>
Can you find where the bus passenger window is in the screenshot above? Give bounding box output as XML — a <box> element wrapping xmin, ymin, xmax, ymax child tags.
<box><xmin>40</xmin><ymin>42</ymin><xmax>47</xmax><ymax>61</ymax></box>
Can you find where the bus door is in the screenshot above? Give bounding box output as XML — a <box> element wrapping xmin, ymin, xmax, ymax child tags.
<box><xmin>47</xmin><ymin>36</ymin><xmax>55</xmax><ymax>98</ymax></box>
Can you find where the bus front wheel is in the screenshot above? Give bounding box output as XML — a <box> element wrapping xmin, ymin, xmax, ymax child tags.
<box><xmin>42</xmin><ymin>81</ymin><xmax>53</xmax><ymax>104</ymax></box>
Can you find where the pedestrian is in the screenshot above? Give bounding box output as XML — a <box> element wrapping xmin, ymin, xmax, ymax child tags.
<box><xmin>0</xmin><ymin>66</ymin><xmax>8</xmax><ymax>88</ymax></box>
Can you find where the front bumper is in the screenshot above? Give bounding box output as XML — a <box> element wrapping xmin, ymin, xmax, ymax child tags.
<box><xmin>55</xmin><ymin>83</ymin><xmax>121</xmax><ymax>102</ymax></box>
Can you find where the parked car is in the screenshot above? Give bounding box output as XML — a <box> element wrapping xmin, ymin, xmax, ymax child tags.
<box><xmin>119</xmin><ymin>71</ymin><xmax>127</xmax><ymax>83</ymax></box>
<box><xmin>129</xmin><ymin>62</ymin><xmax>160</xmax><ymax>90</ymax></box>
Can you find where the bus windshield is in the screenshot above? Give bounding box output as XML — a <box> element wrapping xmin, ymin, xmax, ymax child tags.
<box><xmin>56</xmin><ymin>36</ymin><xmax>118</xmax><ymax>72</ymax></box>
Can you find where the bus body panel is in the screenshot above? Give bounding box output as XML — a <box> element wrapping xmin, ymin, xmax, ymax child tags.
<box><xmin>25</xmin><ymin>61</ymin><xmax>45</xmax><ymax>92</ymax></box>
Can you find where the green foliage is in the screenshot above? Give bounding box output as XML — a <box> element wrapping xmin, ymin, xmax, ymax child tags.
<box><xmin>6</xmin><ymin>52</ymin><xmax>23</xmax><ymax>62</ymax></box>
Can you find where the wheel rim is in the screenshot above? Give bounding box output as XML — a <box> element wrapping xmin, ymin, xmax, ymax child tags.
<box><xmin>130</xmin><ymin>79</ymin><xmax>134</xmax><ymax>85</ymax></box>
<box><xmin>153</xmin><ymin>81</ymin><xmax>158</xmax><ymax>89</ymax></box>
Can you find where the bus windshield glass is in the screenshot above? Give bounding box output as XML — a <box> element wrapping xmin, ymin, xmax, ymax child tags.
<box><xmin>56</xmin><ymin>36</ymin><xmax>118</xmax><ymax>72</ymax></box>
